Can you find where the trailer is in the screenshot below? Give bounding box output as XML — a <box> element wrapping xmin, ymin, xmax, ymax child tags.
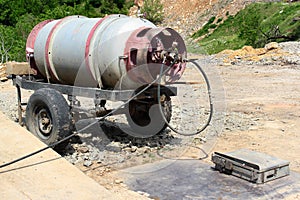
<box><xmin>13</xmin><ymin>14</ymin><xmax>187</xmax><ymax>148</ymax></box>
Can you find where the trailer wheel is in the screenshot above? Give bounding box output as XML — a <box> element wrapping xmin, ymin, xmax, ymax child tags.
<box><xmin>126</xmin><ymin>94</ymin><xmax>172</xmax><ymax>138</ymax></box>
<box><xmin>25</xmin><ymin>88</ymin><xmax>71</xmax><ymax>150</ymax></box>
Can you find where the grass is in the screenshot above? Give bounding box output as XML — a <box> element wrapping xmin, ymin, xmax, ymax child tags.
<box><xmin>190</xmin><ymin>2</ymin><xmax>300</xmax><ymax>55</ymax></box>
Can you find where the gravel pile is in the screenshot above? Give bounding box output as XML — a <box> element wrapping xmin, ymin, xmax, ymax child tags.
<box><xmin>213</xmin><ymin>41</ymin><xmax>300</xmax><ymax>66</ymax></box>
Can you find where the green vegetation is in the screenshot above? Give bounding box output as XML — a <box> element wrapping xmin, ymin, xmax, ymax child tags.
<box><xmin>141</xmin><ymin>0</ymin><xmax>164</xmax><ymax>24</ymax></box>
<box><xmin>191</xmin><ymin>2</ymin><xmax>300</xmax><ymax>55</ymax></box>
<box><xmin>191</xmin><ymin>16</ymin><xmax>217</xmax><ymax>38</ymax></box>
<box><xmin>0</xmin><ymin>0</ymin><xmax>133</xmax><ymax>62</ymax></box>
<box><xmin>216</xmin><ymin>17</ymin><xmax>223</xmax><ymax>23</ymax></box>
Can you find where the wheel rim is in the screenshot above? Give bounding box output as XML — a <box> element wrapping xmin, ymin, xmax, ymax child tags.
<box><xmin>36</xmin><ymin>108</ymin><xmax>53</xmax><ymax>138</ymax></box>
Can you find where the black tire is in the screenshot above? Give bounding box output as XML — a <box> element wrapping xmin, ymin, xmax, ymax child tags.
<box><xmin>25</xmin><ymin>88</ymin><xmax>71</xmax><ymax>149</ymax></box>
<box><xmin>125</xmin><ymin>94</ymin><xmax>172</xmax><ymax>138</ymax></box>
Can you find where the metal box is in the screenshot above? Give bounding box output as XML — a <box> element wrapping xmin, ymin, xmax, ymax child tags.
<box><xmin>212</xmin><ymin>149</ymin><xmax>290</xmax><ymax>184</ymax></box>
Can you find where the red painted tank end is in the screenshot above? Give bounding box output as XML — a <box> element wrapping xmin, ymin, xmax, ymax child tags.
<box><xmin>26</xmin><ymin>19</ymin><xmax>53</xmax><ymax>56</ymax></box>
<box><xmin>26</xmin><ymin>19</ymin><xmax>53</xmax><ymax>75</ymax></box>
<box><xmin>124</xmin><ymin>27</ymin><xmax>187</xmax><ymax>83</ymax></box>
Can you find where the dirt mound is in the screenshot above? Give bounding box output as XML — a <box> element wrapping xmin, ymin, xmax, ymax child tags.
<box><xmin>217</xmin><ymin>41</ymin><xmax>300</xmax><ymax>65</ymax></box>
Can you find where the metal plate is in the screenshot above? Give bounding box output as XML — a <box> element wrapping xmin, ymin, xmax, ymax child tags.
<box><xmin>212</xmin><ymin>149</ymin><xmax>290</xmax><ymax>183</ymax></box>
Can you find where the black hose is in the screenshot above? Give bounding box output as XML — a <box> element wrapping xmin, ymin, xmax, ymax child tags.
<box><xmin>0</xmin><ymin>57</ymin><xmax>212</xmax><ymax>169</ymax></box>
<box><xmin>0</xmin><ymin>63</ymin><xmax>176</xmax><ymax>169</ymax></box>
<box><xmin>157</xmin><ymin>60</ymin><xmax>213</xmax><ymax>136</ymax></box>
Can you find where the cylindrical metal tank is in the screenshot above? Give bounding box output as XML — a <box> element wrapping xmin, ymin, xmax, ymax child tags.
<box><xmin>26</xmin><ymin>14</ymin><xmax>187</xmax><ymax>89</ymax></box>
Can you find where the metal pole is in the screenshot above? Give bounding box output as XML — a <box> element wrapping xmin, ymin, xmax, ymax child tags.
<box><xmin>16</xmin><ymin>84</ymin><xmax>23</xmax><ymax>125</ymax></box>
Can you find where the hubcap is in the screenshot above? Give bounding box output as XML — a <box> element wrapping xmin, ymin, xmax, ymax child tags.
<box><xmin>37</xmin><ymin>108</ymin><xmax>52</xmax><ymax>136</ymax></box>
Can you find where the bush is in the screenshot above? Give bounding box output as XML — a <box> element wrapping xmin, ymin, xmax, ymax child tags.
<box><xmin>217</xmin><ymin>18</ymin><xmax>223</xmax><ymax>23</ymax></box>
<box><xmin>141</xmin><ymin>0</ymin><xmax>164</xmax><ymax>24</ymax></box>
<box><xmin>207</xmin><ymin>16</ymin><xmax>216</xmax><ymax>24</ymax></box>
<box><xmin>209</xmin><ymin>24</ymin><xmax>217</xmax><ymax>29</ymax></box>
<box><xmin>192</xmin><ymin>16</ymin><xmax>217</xmax><ymax>38</ymax></box>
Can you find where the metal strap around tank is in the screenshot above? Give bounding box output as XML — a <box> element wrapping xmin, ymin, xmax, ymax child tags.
<box><xmin>26</xmin><ymin>19</ymin><xmax>53</xmax><ymax>76</ymax></box>
<box><xmin>85</xmin><ymin>15</ymin><xmax>126</xmax><ymax>88</ymax></box>
<box><xmin>84</xmin><ymin>16</ymin><xmax>108</xmax><ymax>86</ymax></box>
<box><xmin>45</xmin><ymin>16</ymin><xmax>84</xmax><ymax>83</ymax></box>
<box><xmin>44</xmin><ymin>19</ymin><xmax>63</xmax><ymax>82</ymax></box>
<box><xmin>26</xmin><ymin>19</ymin><xmax>53</xmax><ymax>54</ymax></box>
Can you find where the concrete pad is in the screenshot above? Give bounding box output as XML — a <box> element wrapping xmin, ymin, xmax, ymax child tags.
<box><xmin>0</xmin><ymin>112</ymin><xmax>118</xmax><ymax>200</ymax></box>
<box><xmin>120</xmin><ymin>159</ymin><xmax>300</xmax><ymax>199</ymax></box>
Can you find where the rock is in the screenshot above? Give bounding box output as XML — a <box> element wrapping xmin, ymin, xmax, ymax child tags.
<box><xmin>114</xmin><ymin>179</ymin><xmax>123</xmax><ymax>184</ymax></box>
<box><xmin>279</xmin><ymin>41</ymin><xmax>300</xmax><ymax>54</ymax></box>
<box><xmin>242</xmin><ymin>46</ymin><xmax>255</xmax><ymax>52</ymax></box>
<box><xmin>0</xmin><ymin>77</ymin><xmax>8</xmax><ymax>82</ymax></box>
<box><xmin>143</xmin><ymin>146</ymin><xmax>151</xmax><ymax>153</ymax></box>
<box><xmin>131</xmin><ymin>146</ymin><xmax>138</xmax><ymax>152</ymax></box>
<box><xmin>123</xmin><ymin>147</ymin><xmax>132</xmax><ymax>152</ymax></box>
<box><xmin>77</xmin><ymin>146</ymin><xmax>89</xmax><ymax>153</ymax></box>
<box><xmin>90</xmin><ymin>150</ymin><xmax>103</xmax><ymax>161</ymax></box>
<box><xmin>106</xmin><ymin>142</ymin><xmax>122</xmax><ymax>152</ymax></box>
<box><xmin>83</xmin><ymin>154</ymin><xmax>90</xmax><ymax>160</ymax></box>
<box><xmin>129</xmin><ymin>6</ymin><xmax>138</xmax><ymax>17</ymax></box>
<box><xmin>71</xmin><ymin>152</ymin><xmax>78</xmax><ymax>159</ymax></box>
<box><xmin>265</xmin><ymin>42</ymin><xmax>279</xmax><ymax>51</ymax></box>
<box><xmin>83</xmin><ymin>160</ymin><xmax>93</xmax><ymax>167</ymax></box>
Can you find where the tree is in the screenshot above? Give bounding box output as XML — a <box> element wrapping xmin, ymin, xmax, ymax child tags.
<box><xmin>16</xmin><ymin>14</ymin><xmax>39</xmax><ymax>40</ymax></box>
<box><xmin>0</xmin><ymin>33</ymin><xmax>13</xmax><ymax>63</ymax></box>
<box><xmin>0</xmin><ymin>0</ymin><xmax>132</xmax><ymax>62</ymax></box>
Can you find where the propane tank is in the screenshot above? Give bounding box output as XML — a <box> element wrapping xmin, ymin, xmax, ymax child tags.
<box><xmin>26</xmin><ymin>14</ymin><xmax>187</xmax><ymax>89</ymax></box>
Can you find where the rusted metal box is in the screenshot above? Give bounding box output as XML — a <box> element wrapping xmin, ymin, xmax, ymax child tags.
<box><xmin>212</xmin><ymin>149</ymin><xmax>290</xmax><ymax>184</ymax></box>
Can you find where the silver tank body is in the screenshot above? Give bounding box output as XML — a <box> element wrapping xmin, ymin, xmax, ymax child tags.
<box><xmin>26</xmin><ymin>14</ymin><xmax>187</xmax><ymax>89</ymax></box>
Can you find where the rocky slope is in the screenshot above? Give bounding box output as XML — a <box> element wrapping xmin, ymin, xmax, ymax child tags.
<box><xmin>160</xmin><ymin>0</ymin><xmax>278</xmax><ymax>38</ymax></box>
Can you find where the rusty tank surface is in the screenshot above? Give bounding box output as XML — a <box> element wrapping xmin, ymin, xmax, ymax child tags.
<box><xmin>26</xmin><ymin>14</ymin><xmax>187</xmax><ymax>89</ymax></box>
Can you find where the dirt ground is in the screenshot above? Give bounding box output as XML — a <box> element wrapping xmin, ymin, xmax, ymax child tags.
<box><xmin>0</xmin><ymin>52</ymin><xmax>299</xmax><ymax>199</ymax></box>
<box><xmin>198</xmin><ymin>62</ymin><xmax>300</xmax><ymax>172</ymax></box>
<box><xmin>80</xmin><ymin>60</ymin><xmax>300</xmax><ymax>198</ymax></box>
<box><xmin>68</xmin><ymin>57</ymin><xmax>300</xmax><ymax>196</ymax></box>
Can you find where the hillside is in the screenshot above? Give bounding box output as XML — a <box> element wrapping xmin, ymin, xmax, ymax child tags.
<box><xmin>160</xmin><ymin>0</ymin><xmax>300</xmax><ymax>55</ymax></box>
<box><xmin>160</xmin><ymin>0</ymin><xmax>262</xmax><ymax>37</ymax></box>
<box><xmin>196</xmin><ymin>2</ymin><xmax>300</xmax><ymax>54</ymax></box>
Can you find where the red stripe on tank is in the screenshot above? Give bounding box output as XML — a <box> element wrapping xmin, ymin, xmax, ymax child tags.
<box><xmin>26</xmin><ymin>19</ymin><xmax>53</xmax><ymax>52</ymax></box>
<box><xmin>44</xmin><ymin>18</ymin><xmax>66</xmax><ymax>83</ymax></box>
<box><xmin>85</xmin><ymin>16</ymin><xmax>109</xmax><ymax>82</ymax></box>
<box><xmin>26</xmin><ymin>19</ymin><xmax>53</xmax><ymax>74</ymax></box>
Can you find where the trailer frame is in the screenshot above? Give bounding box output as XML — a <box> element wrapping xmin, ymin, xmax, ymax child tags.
<box><xmin>13</xmin><ymin>75</ymin><xmax>177</xmax><ymax>137</ymax></box>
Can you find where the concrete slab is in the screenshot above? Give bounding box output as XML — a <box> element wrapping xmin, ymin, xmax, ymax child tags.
<box><xmin>120</xmin><ymin>159</ymin><xmax>300</xmax><ymax>199</ymax></box>
<box><xmin>0</xmin><ymin>112</ymin><xmax>118</xmax><ymax>200</ymax></box>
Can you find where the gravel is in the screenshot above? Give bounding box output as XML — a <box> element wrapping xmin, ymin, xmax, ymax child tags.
<box><xmin>0</xmin><ymin>90</ymin><xmax>18</xmax><ymax>121</ymax></box>
<box><xmin>0</xmin><ymin>65</ymin><xmax>221</xmax><ymax>170</ymax></box>
<box><xmin>0</xmin><ymin>41</ymin><xmax>298</xmax><ymax>170</ymax></box>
